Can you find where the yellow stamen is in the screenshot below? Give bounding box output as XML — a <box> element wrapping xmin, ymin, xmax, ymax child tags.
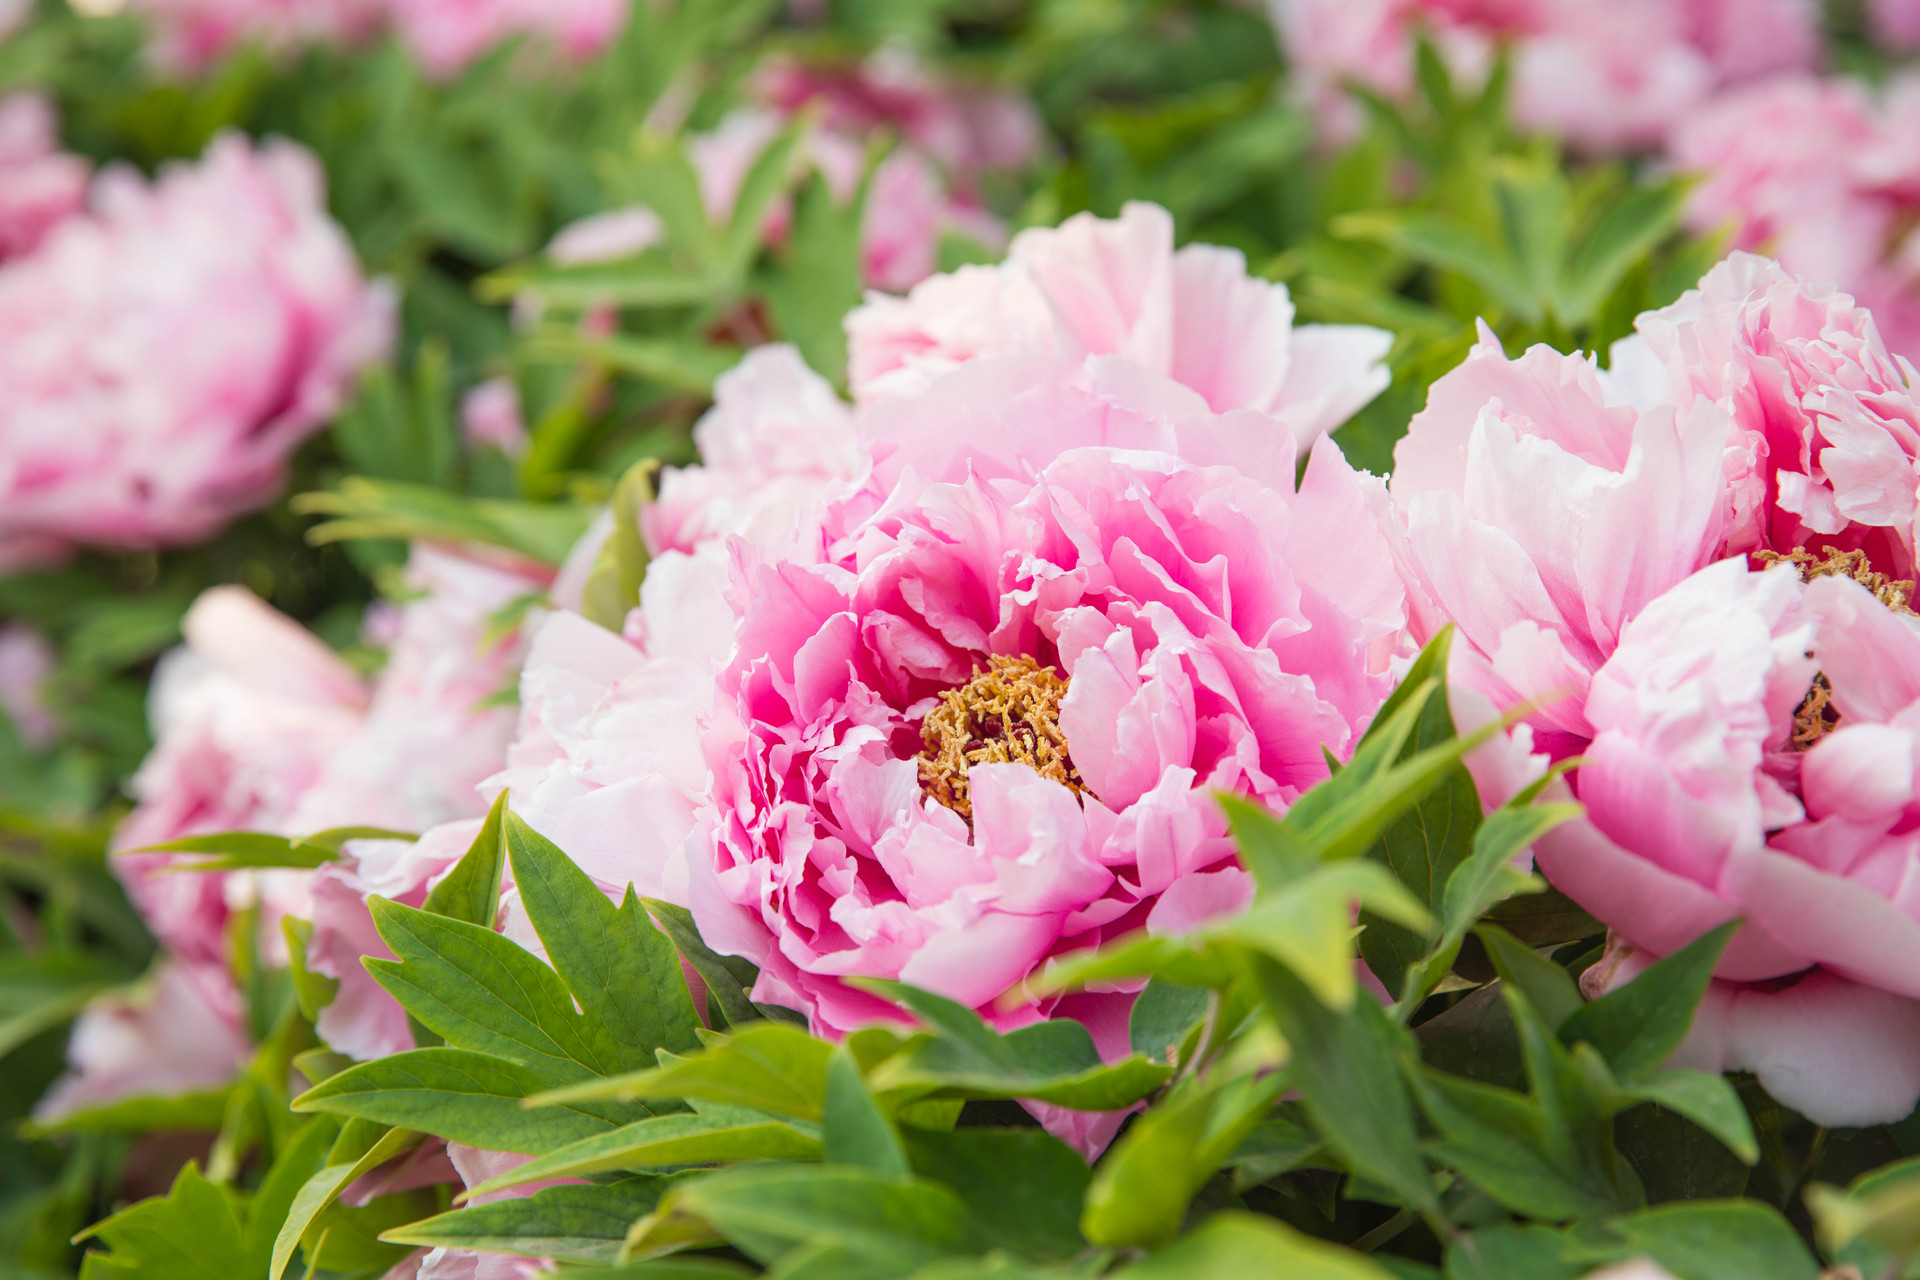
<box><xmin>916</xmin><ymin>655</ymin><xmax>1086</xmax><ymax>823</ymax></box>
<box><xmin>1756</xmin><ymin>546</ymin><xmax>1917</xmax><ymax>613</ymax></box>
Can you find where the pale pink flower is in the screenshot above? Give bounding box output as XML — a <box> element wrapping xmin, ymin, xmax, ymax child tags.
<box><xmin>753</xmin><ymin>47</ymin><xmax>1042</xmax><ymax>178</ymax></box>
<box><xmin>544</xmin><ymin>205</ymin><xmax>662</xmax><ymax>265</ymax></box>
<box><xmin>383</xmin><ymin>0</ymin><xmax>627</xmax><ymax>77</ymax></box>
<box><xmin>122</xmin><ymin>0</ymin><xmax>384</xmax><ymax>74</ymax></box>
<box><xmin>0</xmin><ymin>93</ymin><xmax>88</xmax><ymax>264</ymax></box>
<box><xmin>689</xmin><ymin>107</ymin><xmax>1004</xmax><ymax>293</ymax></box>
<box><xmin>0</xmin><ymin>0</ymin><xmax>28</xmax><ymax>39</ymax></box>
<box><xmin>689</xmin><ymin>379</ymin><xmax>1405</xmax><ymax>1042</ymax></box>
<box><xmin>33</xmin><ymin>959</ymin><xmax>250</xmax><ymax>1123</ymax></box>
<box><xmin>845</xmin><ymin>202</ymin><xmax>1393</xmax><ymax>441</ymax></box>
<box><xmin>460</xmin><ymin>377</ymin><xmax>526</xmax><ymax>455</ymax></box>
<box><xmin>1873</xmin><ymin>0</ymin><xmax>1920</xmax><ymax>48</ymax></box>
<box><xmin>0</xmin><ymin>133</ymin><xmax>393</xmax><ymax>569</ymax></box>
<box><xmin>0</xmin><ymin>622</ymin><xmax>55</xmax><ymax>748</ymax></box>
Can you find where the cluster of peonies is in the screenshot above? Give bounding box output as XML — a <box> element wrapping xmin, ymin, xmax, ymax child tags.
<box><xmin>0</xmin><ymin>108</ymin><xmax>391</xmax><ymax>572</ymax></box>
<box><xmin>106</xmin><ymin>0</ymin><xmax>627</xmax><ymax>77</ymax></box>
<box><xmin>1268</xmin><ymin>0</ymin><xmax>1822</xmax><ymax>152</ymax></box>
<box><xmin>1387</xmin><ymin>251</ymin><xmax>1920</xmax><ymax>1126</ymax></box>
<box><xmin>38</xmin><ymin>545</ymin><xmax>547</xmax><ymax>1121</ymax></box>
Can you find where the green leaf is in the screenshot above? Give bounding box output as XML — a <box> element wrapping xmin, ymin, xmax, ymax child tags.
<box><xmin>384</xmin><ymin>1179</ymin><xmax>669</xmax><ymax>1264</ymax></box>
<box><xmin>420</xmin><ymin>791</ymin><xmax>508</xmax><ymax>927</ymax></box>
<box><xmin>1244</xmin><ymin>953</ymin><xmax>1438</xmax><ymax>1216</ymax></box>
<box><xmin>720</xmin><ymin>119</ymin><xmax>806</xmax><ymax>277</ymax></box>
<box><xmin>1210</xmin><ymin>860</ymin><xmax>1429</xmax><ymax>1010</ymax></box>
<box><xmin>856</xmin><ymin>979</ymin><xmax>1171</xmax><ymax>1111</ymax></box>
<box><xmin>760</xmin><ymin>169</ymin><xmax>867</xmax><ymax>379</ymax></box>
<box><xmin>245</xmin><ymin>1114</ymin><xmax>342</xmax><ymax>1275</ymax></box>
<box><xmin>1082</xmin><ymin>1072</ymin><xmax>1286</xmax><ymax>1248</ymax></box>
<box><xmin>365</xmin><ymin>897</ymin><xmax>618</xmax><ymax>1080</ymax></box>
<box><xmin>268</xmin><ymin>1124</ymin><xmax>417</xmax><ymax>1280</ymax></box>
<box><xmin>0</xmin><ymin>953</ymin><xmax>135</xmax><ymax>1060</ymax></box>
<box><xmin>1118</xmin><ymin>1211</ymin><xmax>1396</xmax><ymax>1278</ymax></box>
<box><xmin>505</xmin><ymin>813</ymin><xmax>702</xmax><ymax>1064</ymax></box>
<box><xmin>1225</xmin><ymin>1108</ymin><xmax>1328</xmax><ymax>1189</ymax></box>
<box><xmin>1619</xmin><ymin>1070</ymin><xmax>1757</xmax><ymax>1166</ymax></box>
<box><xmin>1557</xmin><ymin>921</ymin><xmax>1738</xmax><ymax>1081</ymax></box>
<box><xmin>1407</xmin><ymin>1066</ymin><xmax>1611</xmax><ymax>1223</ymax></box>
<box><xmin>1476</xmin><ymin>926</ymin><xmax>1582</xmax><ymax>1035</ymax></box>
<box><xmin>1128</xmin><ymin>980</ymin><xmax>1210</xmax><ymax>1066</ymax></box>
<box><xmin>1557</xmin><ymin>179</ymin><xmax>1688</xmax><ymax>324</ymax></box>
<box><xmin>530</xmin><ymin>1020</ymin><xmax>833</xmax><ymax>1122</ymax></box>
<box><xmin>477</xmin><ymin>251</ymin><xmax>726</xmax><ymax>310</ymax></box>
<box><xmin>74</xmin><ymin>1163</ymin><xmax>248</xmax><ymax>1280</ymax></box>
<box><xmin>292</xmin><ymin>1047</ymin><xmax>645</xmax><ymax>1153</ymax></box>
<box><xmin>294</xmin><ymin>478</ymin><xmax>594</xmax><ymax>566</ymax></box>
<box><xmin>468</xmin><ymin>1112</ymin><xmax>824</xmax><ymax>1195</ymax></box>
<box><xmin>899</xmin><ymin>1128</ymin><xmax>1089</xmax><ymax>1263</ymax></box>
<box><xmin>1444</xmin><ymin>1224</ymin><xmax>1584</xmax><ymax>1280</ymax></box>
<box><xmin>1587</xmin><ymin>1200</ymin><xmax>1818</xmax><ymax>1280</ymax></box>
<box><xmin>526</xmin><ymin>332</ymin><xmax>742</xmax><ymax>397</ymax></box>
<box><xmin>580</xmin><ymin>460</ymin><xmax>660</xmax><ymax>632</ymax></box>
<box><xmin>657</xmin><ymin>1164</ymin><xmax>978</xmax><ymax>1271</ymax></box>
<box><xmin>641</xmin><ymin>898</ymin><xmax>766</xmax><ymax>1030</ymax></box>
<box><xmin>283</xmin><ymin>917</ymin><xmax>340</xmax><ymax>1024</ymax></box>
<box><xmin>824</xmin><ymin>1044</ymin><xmax>909</xmax><ymax>1175</ymax></box>
<box><xmin>1806</xmin><ymin>1156</ymin><xmax>1920</xmax><ymax>1280</ymax></box>
<box><xmin>118</xmin><ymin>831</ymin><xmax>339</xmax><ymax>871</ymax></box>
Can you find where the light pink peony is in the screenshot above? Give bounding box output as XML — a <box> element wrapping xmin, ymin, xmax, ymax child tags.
<box><xmin>688</xmin><ymin>107</ymin><xmax>1005</xmax><ymax>294</ymax></box>
<box><xmin>752</xmin><ymin>48</ymin><xmax>1042</xmax><ymax>179</ymax></box>
<box><xmin>0</xmin><ymin>621</ymin><xmax>55</xmax><ymax>748</ymax></box>
<box><xmin>1269</xmin><ymin>0</ymin><xmax>1818</xmax><ymax>151</ymax></box>
<box><xmin>0</xmin><ymin>93</ymin><xmax>88</xmax><ymax>264</ymax></box>
<box><xmin>383</xmin><ymin>0</ymin><xmax>628</xmax><ymax>78</ymax></box>
<box><xmin>0</xmin><ymin>133</ymin><xmax>393</xmax><ymax>570</ymax></box>
<box><xmin>121</xmin><ymin>0</ymin><xmax>384</xmax><ymax>74</ymax></box>
<box><xmin>33</xmin><ymin>959</ymin><xmax>251</xmax><ymax>1123</ymax></box>
<box><xmin>844</xmin><ymin>201</ymin><xmax>1393</xmax><ymax>439</ymax></box>
<box><xmin>460</xmin><ymin>377</ymin><xmax>527</xmax><ymax>455</ymax></box>
<box><xmin>1539</xmin><ymin>565</ymin><xmax>1920</xmax><ymax>1126</ymax></box>
<box><xmin>687</xmin><ymin>372</ymin><xmax>1406</xmax><ymax>1040</ymax></box>
<box><xmin>1874</xmin><ymin>0</ymin><xmax>1920</xmax><ymax>48</ymax></box>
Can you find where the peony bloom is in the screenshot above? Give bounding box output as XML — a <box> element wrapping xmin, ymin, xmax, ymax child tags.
<box><xmin>0</xmin><ymin>93</ymin><xmax>88</xmax><ymax>264</ymax></box>
<box><xmin>0</xmin><ymin>133</ymin><xmax>392</xmax><ymax>570</ymax></box>
<box><xmin>688</xmin><ymin>426</ymin><xmax>1404</xmax><ymax>1040</ymax></box>
<box><xmin>1874</xmin><ymin>0</ymin><xmax>1920</xmax><ymax>48</ymax></box>
<box><xmin>1390</xmin><ymin>254</ymin><xmax>1920</xmax><ymax>1125</ymax></box>
<box><xmin>844</xmin><ymin>201</ymin><xmax>1393</xmax><ymax>439</ymax></box>
<box><xmin>752</xmin><ymin>47</ymin><xmax>1042</xmax><ymax>180</ymax></box>
<box><xmin>688</xmin><ymin>107</ymin><xmax>1004</xmax><ymax>294</ymax></box>
<box><xmin>383</xmin><ymin>0</ymin><xmax>628</xmax><ymax>78</ymax></box>
<box><xmin>120</xmin><ymin>0</ymin><xmax>384</xmax><ymax>74</ymax></box>
<box><xmin>0</xmin><ymin>621</ymin><xmax>55</xmax><ymax>748</ymax></box>
<box><xmin>1268</xmin><ymin>0</ymin><xmax>1818</xmax><ymax>152</ymax></box>
<box><xmin>1541</xmin><ymin>565</ymin><xmax>1920</xmax><ymax>1127</ymax></box>
<box><xmin>32</xmin><ymin>959</ymin><xmax>251</xmax><ymax>1123</ymax></box>
<box><xmin>460</xmin><ymin>377</ymin><xmax>527</xmax><ymax>455</ymax></box>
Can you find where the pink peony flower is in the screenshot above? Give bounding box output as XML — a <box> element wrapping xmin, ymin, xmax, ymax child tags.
<box><xmin>0</xmin><ymin>621</ymin><xmax>55</xmax><ymax>748</ymax></box>
<box><xmin>121</xmin><ymin>0</ymin><xmax>384</xmax><ymax>74</ymax></box>
<box><xmin>0</xmin><ymin>0</ymin><xmax>27</xmax><ymax>39</ymax></box>
<box><xmin>384</xmin><ymin>0</ymin><xmax>628</xmax><ymax>78</ymax></box>
<box><xmin>1269</xmin><ymin>0</ymin><xmax>1818</xmax><ymax>151</ymax></box>
<box><xmin>33</xmin><ymin>959</ymin><xmax>251</xmax><ymax>1123</ymax></box>
<box><xmin>753</xmin><ymin>48</ymin><xmax>1042</xmax><ymax>179</ymax></box>
<box><xmin>0</xmin><ymin>133</ymin><xmax>393</xmax><ymax>570</ymax></box>
<box><xmin>688</xmin><ymin>107</ymin><xmax>1004</xmax><ymax>293</ymax></box>
<box><xmin>844</xmin><ymin>201</ymin><xmax>1393</xmax><ymax>439</ymax></box>
<box><xmin>689</xmin><ymin>423</ymin><xmax>1403</xmax><ymax>1040</ymax></box>
<box><xmin>0</xmin><ymin>93</ymin><xmax>88</xmax><ymax>264</ymax></box>
<box><xmin>461</xmin><ymin>377</ymin><xmax>527</xmax><ymax>455</ymax></box>
<box><xmin>1874</xmin><ymin>0</ymin><xmax>1920</xmax><ymax>48</ymax></box>
<box><xmin>544</xmin><ymin>205</ymin><xmax>662</xmax><ymax>266</ymax></box>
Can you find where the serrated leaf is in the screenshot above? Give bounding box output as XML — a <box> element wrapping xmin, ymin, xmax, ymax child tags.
<box><xmin>384</xmin><ymin>1178</ymin><xmax>669</xmax><ymax>1264</ymax></box>
<box><xmin>74</xmin><ymin>1163</ymin><xmax>248</xmax><ymax>1280</ymax></box>
<box><xmin>421</xmin><ymin>791</ymin><xmax>507</xmax><ymax>928</ymax></box>
<box><xmin>505</xmin><ymin>814</ymin><xmax>701</xmax><ymax>1065</ymax></box>
<box><xmin>1557</xmin><ymin>921</ymin><xmax>1737</xmax><ymax>1081</ymax></box>
<box><xmin>530</xmin><ymin>1020</ymin><xmax>832</xmax><ymax>1121</ymax></box>
<box><xmin>469</xmin><ymin>1112</ymin><xmax>823</xmax><ymax>1195</ymax></box>
<box><xmin>856</xmin><ymin>980</ymin><xmax>1171</xmax><ymax>1111</ymax></box>
<box><xmin>292</xmin><ymin>1047</ymin><xmax>646</xmax><ymax>1153</ymax></box>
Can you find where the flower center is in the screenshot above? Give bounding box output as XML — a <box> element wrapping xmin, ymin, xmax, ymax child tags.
<box><xmin>1758</xmin><ymin>547</ymin><xmax>1916</xmax><ymax>750</ymax></box>
<box><xmin>1756</xmin><ymin>546</ymin><xmax>1916</xmax><ymax>612</ymax></box>
<box><xmin>916</xmin><ymin>655</ymin><xmax>1087</xmax><ymax>823</ymax></box>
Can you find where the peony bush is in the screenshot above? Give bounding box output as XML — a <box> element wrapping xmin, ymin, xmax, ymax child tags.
<box><xmin>8</xmin><ymin>3</ymin><xmax>1920</xmax><ymax>1280</ymax></box>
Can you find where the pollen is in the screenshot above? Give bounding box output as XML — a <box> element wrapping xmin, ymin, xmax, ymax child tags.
<box><xmin>1757</xmin><ymin>548</ymin><xmax>1915</xmax><ymax>751</ymax></box>
<box><xmin>916</xmin><ymin>655</ymin><xmax>1087</xmax><ymax>823</ymax></box>
<box><xmin>1756</xmin><ymin>546</ymin><xmax>1917</xmax><ymax>613</ymax></box>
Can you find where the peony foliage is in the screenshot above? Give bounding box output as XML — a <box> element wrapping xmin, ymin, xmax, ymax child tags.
<box><xmin>6</xmin><ymin>2</ymin><xmax>1920</xmax><ymax>1280</ymax></box>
